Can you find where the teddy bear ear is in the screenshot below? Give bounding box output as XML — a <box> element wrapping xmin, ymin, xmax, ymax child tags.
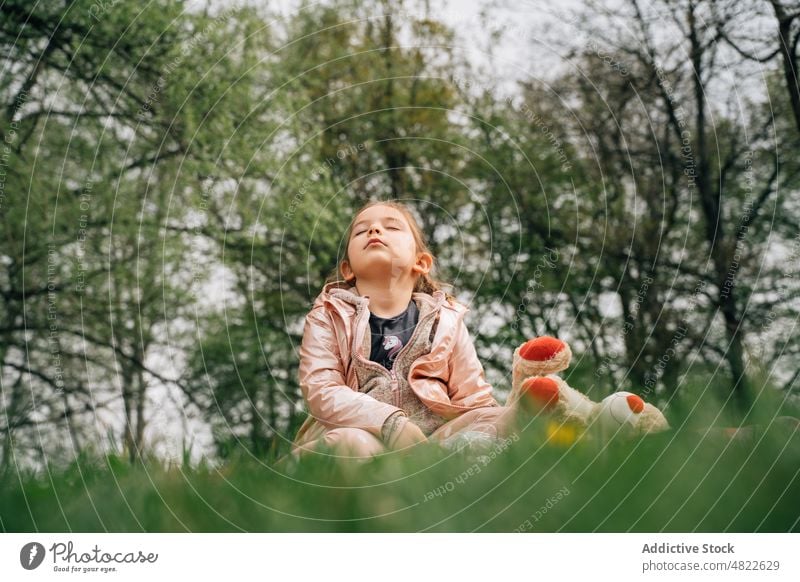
<box><xmin>626</xmin><ymin>394</ymin><xmax>645</xmax><ymax>413</ymax></box>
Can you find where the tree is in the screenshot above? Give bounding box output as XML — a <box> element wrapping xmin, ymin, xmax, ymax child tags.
<box><xmin>717</xmin><ymin>0</ymin><xmax>800</xmax><ymax>135</ymax></box>
<box><xmin>514</xmin><ymin>0</ymin><xmax>800</xmax><ymax>410</ymax></box>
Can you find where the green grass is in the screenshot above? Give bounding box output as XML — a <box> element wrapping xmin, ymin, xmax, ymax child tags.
<box><xmin>1</xmin><ymin>411</ymin><xmax>798</xmax><ymax>532</ymax></box>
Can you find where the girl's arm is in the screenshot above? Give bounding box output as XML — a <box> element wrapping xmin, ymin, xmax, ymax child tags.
<box><xmin>446</xmin><ymin>316</ymin><xmax>500</xmax><ymax>409</ymax></box>
<box><xmin>299</xmin><ymin>306</ymin><xmax>404</xmax><ymax>437</ymax></box>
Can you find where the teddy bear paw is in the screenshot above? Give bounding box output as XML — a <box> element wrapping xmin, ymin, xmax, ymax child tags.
<box><xmin>514</xmin><ymin>375</ymin><xmax>595</xmax><ymax>426</ymax></box>
<box><xmin>519</xmin><ymin>377</ymin><xmax>561</xmax><ymax>410</ymax></box>
<box><xmin>513</xmin><ymin>336</ymin><xmax>572</xmax><ymax>380</ymax></box>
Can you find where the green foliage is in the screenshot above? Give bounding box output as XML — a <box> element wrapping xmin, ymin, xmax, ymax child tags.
<box><xmin>1</xmin><ymin>412</ymin><xmax>798</xmax><ymax>532</ymax></box>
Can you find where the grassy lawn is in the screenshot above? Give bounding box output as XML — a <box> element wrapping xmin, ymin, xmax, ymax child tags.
<box><xmin>2</xmin><ymin>409</ymin><xmax>798</xmax><ymax>532</ymax></box>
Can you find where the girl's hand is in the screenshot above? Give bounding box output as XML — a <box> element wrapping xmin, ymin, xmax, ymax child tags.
<box><xmin>389</xmin><ymin>419</ymin><xmax>427</xmax><ymax>450</ymax></box>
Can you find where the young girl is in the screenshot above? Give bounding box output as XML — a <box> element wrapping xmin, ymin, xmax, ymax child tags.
<box><xmin>288</xmin><ymin>200</ymin><xmax>517</xmax><ymax>460</ymax></box>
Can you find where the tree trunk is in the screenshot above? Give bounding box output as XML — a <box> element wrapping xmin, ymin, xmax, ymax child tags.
<box><xmin>721</xmin><ymin>300</ymin><xmax>751</xmax><ymax>409</ymax></box>
<box><xmin>134</xmin><ymin>367</ymin><xmax>146</xmax><ymax>462</ymax></box>
<box><xmin>62</xmin><ymin>390</ymin><xmax>82</xmax><ymax>459</ymax></box>
<box><xmin>771</xmin><ymin>0</ymin><xmax>800</xmax><ymax>134</ymax></box>
<box><xmin>689</xmin><ymin>1</ymin><xmax>751</xmax><ymax>409</ymax></box>
<box><xmin>121</xmin><ymin>366</ymin><xmax>137</xmax><ymax>464</ymax></box>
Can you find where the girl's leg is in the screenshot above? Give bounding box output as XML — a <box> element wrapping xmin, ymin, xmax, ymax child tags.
<box><xmin>323</xmin><ymin>427</ymin><xmax>386</xmax><ymax>458</ymax></box>
<box><xmin>429</xmin><ymin>405</ymin><xmax>517</xmax><ymax>444</ymax></box>
<box><xmin>289</xmin><ymin>427</ymin><xmax>386</xmax><ymax>461</ymax></box>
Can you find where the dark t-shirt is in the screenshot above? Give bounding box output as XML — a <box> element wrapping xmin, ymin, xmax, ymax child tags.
<box><xmin>369</xmin><ymin>299</ymin><xmax>419</xmax><ymax>370</ymax></box>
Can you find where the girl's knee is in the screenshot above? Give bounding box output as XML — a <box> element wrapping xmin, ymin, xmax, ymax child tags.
<box><xmin>324</xmin><ymin>427</ymin><xmax>385</xmax><ymax>458</ymax></box>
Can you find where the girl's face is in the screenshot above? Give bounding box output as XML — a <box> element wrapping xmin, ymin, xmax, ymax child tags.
<box><xmin>342</xmin><ymin>204</ymin><xmax>430</xmax><ymax>284</ymax></box>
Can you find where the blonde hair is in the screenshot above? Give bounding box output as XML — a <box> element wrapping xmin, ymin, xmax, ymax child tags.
<box><xmin>324</xmin><ymin>200</ymin><xmax>457</xmax><ymax>304</ymax></box>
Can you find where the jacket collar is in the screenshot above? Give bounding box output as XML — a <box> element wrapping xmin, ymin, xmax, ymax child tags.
<box><xmin>315</xmin><ymin>279</ymin><xmax>455</xmax><ymax>316</ymax></box>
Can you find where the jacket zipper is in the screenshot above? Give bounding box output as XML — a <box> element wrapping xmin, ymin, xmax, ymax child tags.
<box><xmin>354</xmin><ymin>301</ymin><xmax>437</xmax><ymax>408</ymax></box>
<box><xmin>390</xmin><ymin>367</ymin><xmax>399</xmax><ymax>407</ymax></box>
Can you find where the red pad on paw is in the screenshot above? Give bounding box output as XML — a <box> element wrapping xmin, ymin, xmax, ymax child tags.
<box><xmin>519</xmin><ymin>337</ymin><xmax>566</xmax><ymax>361</ymax></box>
<box><xmin>626</xmin><ymin>394</ymin><xmax>645</xmax><ymax>413</ymax></box>
<box><xmin>521</xmin><ymin>377</ymin><xmax>560</xmax><ymax>410</ymax></box>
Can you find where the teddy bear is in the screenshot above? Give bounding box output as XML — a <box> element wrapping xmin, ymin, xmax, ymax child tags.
<box><xmin>507</xmin><ymin>336</ymin><xmax>670</xmax><ymax>439</ymax></box>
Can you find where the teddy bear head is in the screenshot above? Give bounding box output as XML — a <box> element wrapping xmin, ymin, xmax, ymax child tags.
<box><xmin>593</xmin><ymin>391</ymin><xmax>670</xmax><ymax>436</ymax></box>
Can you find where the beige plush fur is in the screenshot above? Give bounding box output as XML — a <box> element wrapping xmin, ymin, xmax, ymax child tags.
<box><xmin>508</xmin><ymin>337</ymin><xmax>670</xmax><ymax>438</ymax></box>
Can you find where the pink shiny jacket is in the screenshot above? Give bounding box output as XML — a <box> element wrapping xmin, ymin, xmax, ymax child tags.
<box><xmin>293</xmin><ymin>280</ymin><xmax>499</xmax><ymax>446</ymax></box>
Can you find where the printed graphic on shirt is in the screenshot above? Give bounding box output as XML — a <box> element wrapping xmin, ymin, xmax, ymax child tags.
<box><xmin>383</xmin><ymin>335</ymin><xmax>403</xmax><ymax>362</ymax></box>
<box><xmin>368</xmin><ymin>299</ymin><xmax>419</xmax><ymax>370</ymax></box>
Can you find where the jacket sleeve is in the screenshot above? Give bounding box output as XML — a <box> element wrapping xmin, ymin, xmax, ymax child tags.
<box><xmin>446</xmin><ymin>315</ymin><xmax>500</xmax><ymax>409</ymax></box>
<box><xmin>299</xmin><ymin>306</ymin><xmax>404</xmax><ymax>437</ymax></box>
